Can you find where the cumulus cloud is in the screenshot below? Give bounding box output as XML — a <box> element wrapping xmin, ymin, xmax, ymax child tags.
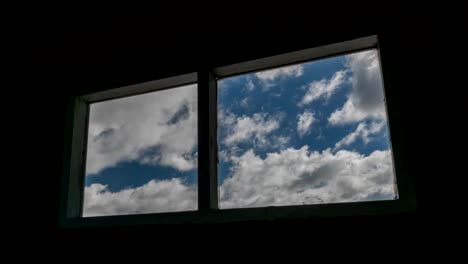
<box><xmin>255</xmin><ymin>64</ymin><xmax>303</xmax><ymax>88</ymax></box>
<box><xmin>86</xmin><ymin>84</ymin><xmax>197</xmax><ymax>175</ymax></box>
<box><xmin>83</xmin><ymin>178</ymin><xmax>197</xmax><ymax>217</ymax></box>
<box><xmin>297</xmin><ymin>111</ymin><xmax>316</xmax><ymax>137</ymax></box>
<box><xmin>328</xmin><ymin>100</ymin><xmax>370</xmax><ymax>124</ymax></box>
<box><xmin>220</xmin><ymin>147</ymin><xmax>396</xmax><ymax>209</ymax></box>
<box><xmin>333</xmin><ymin>121</ymin><xmax>385</xmax><ymax>151</ymax></box>
<box><xmin>299</xmin><ymin>70</ymin><xmax>347</xmax><ymax>106</ymax></box>
<box><xmin>222</xmin><ymin>111</ymin><xmax>282</xmax><ymax>147</ymax></box>
<box><xmin>328</xmin><ymin>50</ymin><xmax>386</xmax><ymax>125</ymax></box>
<box><xmin>85</xmin><ymin>146</ymin><xmax>395</xmax><ymax>216</ymax></box>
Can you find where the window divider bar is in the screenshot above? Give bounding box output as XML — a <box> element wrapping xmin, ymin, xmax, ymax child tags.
<box><xmin>198</xmin><ymin>69</ymin><xmax>219</xmax><ymax>211</ymax></box>
<box><xmin>209</xmin><ymin>69</ymin><xmax>219</xmax><ymax>209</ymax></box>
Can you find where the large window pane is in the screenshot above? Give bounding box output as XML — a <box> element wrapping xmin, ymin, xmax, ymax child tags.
<box><xmin>218</xmin><ymin>49</ymin><xmax>397</xmax><ymax>209</ymax></box>
<box><xmin>83</xmin><ymin>84</ymin><xmax>198</xmax><ymax>217</ymax></box>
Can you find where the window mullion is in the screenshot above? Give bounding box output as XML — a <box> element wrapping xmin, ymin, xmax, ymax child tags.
<box><xmin>198</xmin><ymin>69</ymin><xmax>218</xmax><ymax>211</ymax></box>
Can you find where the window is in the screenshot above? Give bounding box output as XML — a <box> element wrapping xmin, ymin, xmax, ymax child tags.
<box><xmin>83</xmin><ymin>84</ymin><xmax>198</xmax><ymax>217</ymax></box>
<box><xmin>60</xmin><ymin>35</ymin><xmax>414</xmax><ymax>226</ymax></box>
<box><xmin>217</xmin><ymin>49</ymin><xmax>397</xmax><ymax>209</ymax></box>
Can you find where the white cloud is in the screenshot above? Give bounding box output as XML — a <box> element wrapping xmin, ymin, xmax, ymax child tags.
<box><xmin>85</xmin><ymin>145</ymin><xmax>395</xmax><ymax>215</ymax></box>
<box><xmin>329</xmin><ymin>50</ymin><xmax>386</xmax><ymax>125</ymax></box>
<box><xmin>220</xmin><ymin>147</ymin><xmax>396</xmax><ymax>209</ymax></box>
<box><xmin>328</xmin><ymin>100</ymin><xmax>370</xmax><ymax>124</ymax></box>
<box><xmin>245</xmin><ymin>80</ymin><xmax>255</xmax><ymax>91</ymax></box>
<box><xmin>83</xmin><ymin>178</ymin><xmax>197</xmax><ymax>217</ymax></box>
<box><xmin>255</xmin><ymin>64</ymin><xmax>303</xmax><ymax>87</ymax></box>
<box><xmin>86</xmin><ymin>84</ymin><xmax>197</xmax><ymax>175</ymax></box>
<box><xmin>222</xmin><ymin>112</ymin><xmax>281</xmax><ymax>147</ymax></box>
<box><xmin>219</xmin><ymin>145</ymin><xmax>241</xmax><ymax>163</ymax></box>
<box><xmin>272</xmin><ymin>136</ymin><xmax>290</xmax><ymax>149</ymax></box>
<box><xmin>333</xmin><ymin>121</ymin><xmax>385</xmax><ymax>151</ymax></box>
<box><xmin>297</xmin><ymin>111</ymin><xmax>316</xmax><ymax>137</ymax></box>
<box><xmin>218</xmin><ymin>109</ymin><xmax>288</xmax><ymax>160</ymax></box>
<box><xmin>240</xmin><ymin>98</ymin><xmax>249</xmax><ymax>108</ymax></box>
<box><xmin>299</xmin><ymin>70</ymin><xmax>347</xmax><ymax>106</ymax></box>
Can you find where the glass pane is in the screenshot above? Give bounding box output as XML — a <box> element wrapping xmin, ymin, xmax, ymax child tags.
<box><xmin>218</xmin><ymin>49</ymin><xmax>397</xmax><ymax>209</ymax></box>
<box><xmin>83</xmin><ymin>84</ymin><xmax>198</xmax><ymax>217</ymax></box>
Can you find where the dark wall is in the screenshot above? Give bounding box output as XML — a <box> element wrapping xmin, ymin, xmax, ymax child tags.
<box><xmin>24</xmin><ymin>9</ymin><xmax>429</xmax><ymax>241</ymax></box>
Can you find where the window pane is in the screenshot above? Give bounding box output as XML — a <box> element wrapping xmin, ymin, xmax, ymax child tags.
<box><xmin>218</xmin><ymin>49</ymin><xmax>397</xmax><ymax>209</ymax></box>
<box><xmin>83</xmin><ymin>84</ymin><xmax>198</xmax><ymax>217</ymax></box>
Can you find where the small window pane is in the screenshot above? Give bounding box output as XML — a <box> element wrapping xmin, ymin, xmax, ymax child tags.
<box><xmin>218</xmin><ymin>49</ymin><xmax>397</xmax><ymax>209</ymax></box>
<box><xmin>83</xmin><ymin>84</ymin><xmax>198</xmax><ymax>217</ymax></box>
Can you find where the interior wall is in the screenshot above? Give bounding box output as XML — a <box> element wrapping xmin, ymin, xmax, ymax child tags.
<box><xmin>22</xmin><ymin>10</ymin><xmax>430</xmax><ymax>241</ymax></box>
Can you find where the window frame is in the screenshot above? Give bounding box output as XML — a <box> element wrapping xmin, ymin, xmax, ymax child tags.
<box><xmin>59</xmin><ymin>35</ymin><xmax>415</xmax><ymax>227</ymax></box>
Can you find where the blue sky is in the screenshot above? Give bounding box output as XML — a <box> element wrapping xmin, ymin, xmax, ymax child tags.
<box><xmin>83</xmin><ymin>49</ymin><xmax>396</xmax><ymax>217</ymax></box>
